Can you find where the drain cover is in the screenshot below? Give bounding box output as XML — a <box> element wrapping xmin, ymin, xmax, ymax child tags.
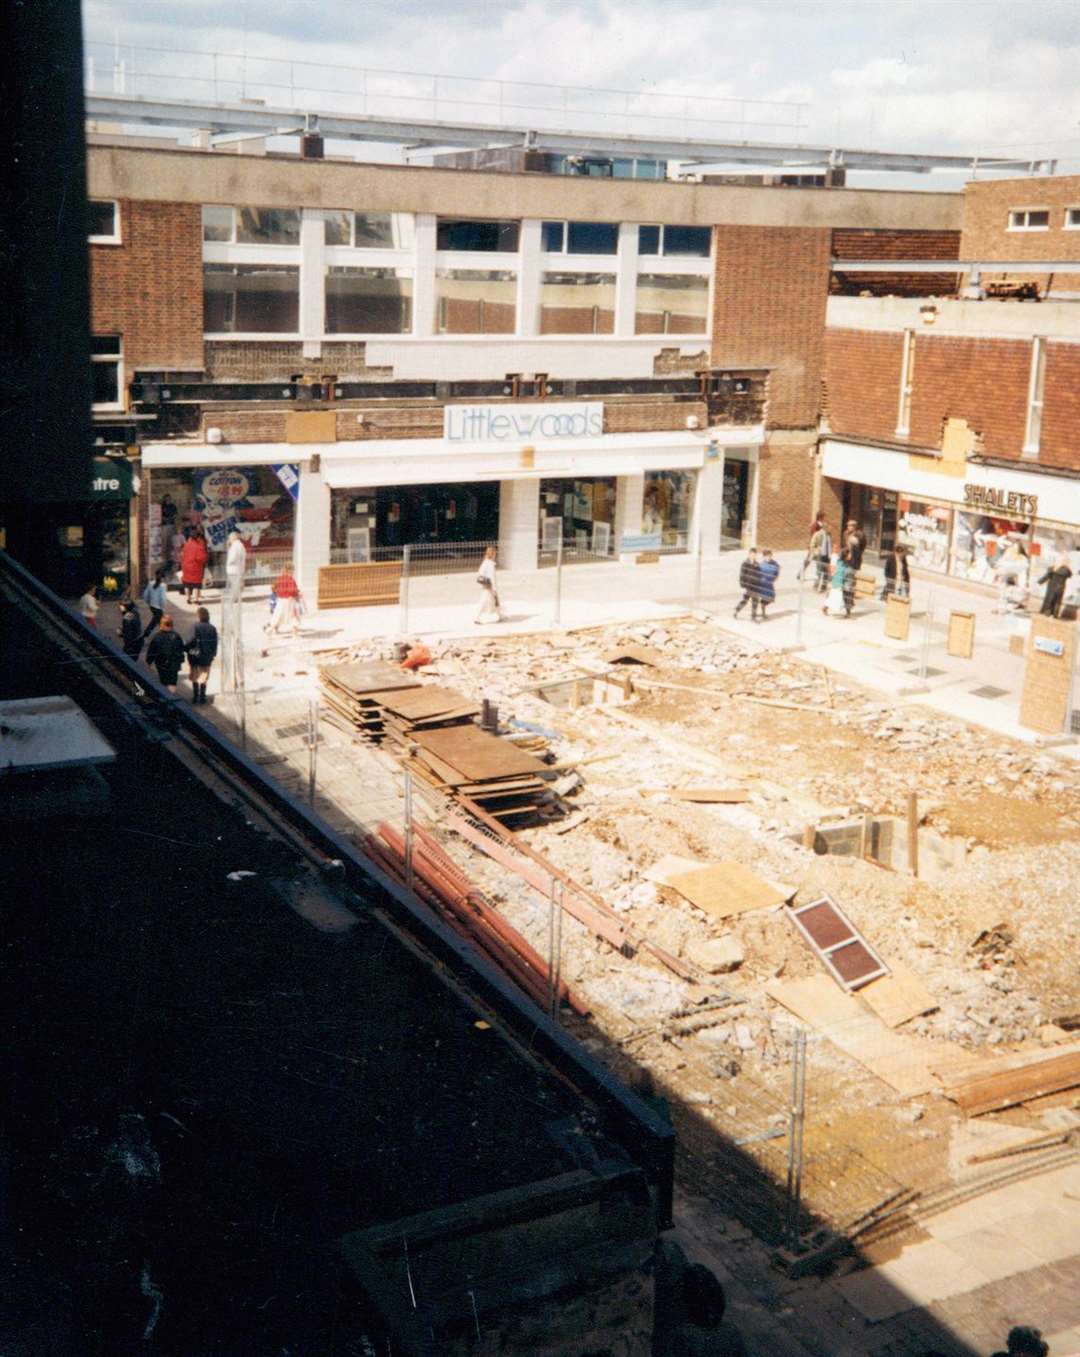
<box><xmin>275</xmin><ymin>723</ymin><xmax>309</xmax><ymax>739</ymax></box>
<box><xmin>970</xmin><ymin>685</ymin><xmax>1009</xmax><ymax>700</ymax></box>
<box><xmin>909</xmin><ymin>666</ymin><xmax>946</xmax><ymax>678</ymax></box>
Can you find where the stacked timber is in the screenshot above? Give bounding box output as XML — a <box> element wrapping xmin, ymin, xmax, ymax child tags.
<box><xmin>363</xmin><ymin>821</ymin><xmax>587</xmax><ymax>1017</ymax></box>
<box><xmin>405</xmin><ymin>723</ymin><xmax>553</xmax><ymax>823</ymax></box>
<box><xmin>320</xmin><ymin>661</ymin><xmax>420</xmax><ymax>740</ymax></box>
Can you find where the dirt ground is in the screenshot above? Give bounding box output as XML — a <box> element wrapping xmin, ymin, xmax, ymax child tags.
<box><xmin>374</xmin><ymin>616</ymin><xmax>1080</xmax><ymax>1237</ymax></box>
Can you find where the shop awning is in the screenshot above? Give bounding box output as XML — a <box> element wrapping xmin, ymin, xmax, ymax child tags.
<box><xmin>90</xmin><ymin>456</ymin><xmax>134</xmax><ymax>501</ymax></box>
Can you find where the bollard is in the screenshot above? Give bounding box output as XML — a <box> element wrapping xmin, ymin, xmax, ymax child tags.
<box><xmin>399</xmin><ymin>545</ymin><xmax>411</xmax><ymax>637</ymax></box>
<box><xmin>554</xmin><ymin>535</ymin><xmax>564</xmax><ymax>628</ymax></box>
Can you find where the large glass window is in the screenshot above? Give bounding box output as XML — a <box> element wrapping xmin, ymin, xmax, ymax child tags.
<box><xmin>201</xmin><ymin>205</ymin><xmax>301</xmax><ymax>244</ymax></box>
<box><xmin>541</xmin><ymin>221</ymin><xmax>619</xmax><ymax>254</ymax></box>
<box><xmin>324</xmin><ymin>211</ymin><xmax>352</xmax><ymax>246</ymax></box>
<box><xmin>897</xmin><ymin>498</ymin><xmax>952</xmax><ymax>573</ymax></box>
<box><xmin>638</xmin><ymin>224</ymin><xmax>712</xmax><ymax>257</ymax></box>
<box><xmin>201</xmin><ymin>205</ymin><xmax>234</xmax><ymax>242</ymax></box>
<box><xmin>539</xmin><ymin>272</ymin><xmax>615</xmax><ymax>334</ymax></box>
<box><xmin>436</xmin><ymin>269</ymin><xmax>516</xmax><ymax>334</ymax></box>
<box><xmin>88</xmin><ymin>200</ymin><xmax>120</xmax><ymax>242</ymax></box>
<box><xmin>203</xmin><ymin>264</ymin><xmax>300</xmax><ymax>333</ymax></box>
<box><xmin>644</xmin><ymin>470</ymin><xmax>696</xmax><ymax>550</ymax></box>
<box><xmin>325</xmin><ymin>212</ymin><xmax>416</xmax><ymax>249</ymax></box>
<box><xmin>436</xmin><ymin>219</ymin><xmax>519</xmax><ymax>252</ymax></box>
<box><xmin>326</xmin><ymin>266</ymin><xmax>413</xmax><ymax>334</ymax></box>
<box><xmin>634</xmin><ymin>274</ymin><xmax>709</xmax><ymax>334</ymax></box>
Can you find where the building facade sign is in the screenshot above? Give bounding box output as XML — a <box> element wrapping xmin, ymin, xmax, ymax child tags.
<box><xmin>963</xmin><ymin>483</ymin><xmax>1038</xmax><ymax>518</ymax></box>
<box><xmin>444</xmin><ymin>402</ymin><xmax>604</xmax><ymax>443</ymax></box>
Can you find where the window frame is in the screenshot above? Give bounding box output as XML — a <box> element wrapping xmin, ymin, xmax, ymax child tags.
<box><xmin>1064</xmin><ymin>207</ymin><xmax>1080</xmax><ymax>231</ymax></box>
<box><xmin>201</xmin><ymin>204</ymin><xmax>302</xmax><ymax>246</ymax></box>
<box><xmin>1007</xmin><ymin>208</ymin><xmax>1051</xmax><ymax>233</ymax></box>
<box><xmin>88</xmin><ymin>200</ymin><xmax>121</xmax><ymax>245</ymax></box>
<box><xmin>91</xmin><ymin>335</ymin><xmax>124</xmax><ymax>411</ymax></box>
<box><xmin>637</xmin><ymin>223</ymin><xmax>712</xmax><ymax>259</ymax></box>
<box><xmin>1023</xmin><ymin>336</ymin><xmax>1046</xmax><ymax>457</ymax></box>
<box><xmin>435</xmin><ymin>218</ymin><xmax>521</xmax><ymax>254</ymax></box>
<box><xmin>202</xmin><ymin>262</ymin><xmax>302</xmax><ymax>337</ymax></box>
<box><xmin>538</xmin><ymin>270</ymin><xmax>618</xmax><ymax>335</ymax></box>
<box><xmin>896</xmin><ymin>329</ymin><xmax>915</xmax><ymax>436</ymax></box>
<box><xmin>324</xmin><ymin>264</ymin><xmax>415</xmax><ymax>336</ymax></box>
<box><xmin>632</xmin><ymin>271</ymin><xmax>711</xmax><ymax>336</ymax></box>
<box><xmin>540</xmin><ymin>220</ymin><xmax>620</xmax><ymax>257</ymax></box>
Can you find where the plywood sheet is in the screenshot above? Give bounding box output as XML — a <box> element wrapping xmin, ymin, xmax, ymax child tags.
<box><xmin>667</xmin><ymin>861</ymin><xmax>791</xmax><ymax>920</ymax></box>
<box><xmin>1020</xmin><ymin>614</ymin><xmax>1076</xmax><ymax>735</ymax></box>
<box><xmin>645</xmin><ymin>854</ymin><xmax>705</xmax><ymax>884</ymax></box>
<box><xmin>322</xmin><ymin>662</ymin><xmax>419</xmax><ymax>696</ymax></box>
<box><xmin>374</xmin><ymin>685</ymin><xmax>476</xmax><ymax>721</ymax></box>
<box><xmin>860</xmin><ymin>962</ymin><xmax>938</xmax><ymax>1028</ymax></box>
<box><xmin>766</xmin><ymin>974</ymin><xmax>944</xmax><ymax>1098</ymax></box>
<box><xmin>884</xmin><ymin>595</ymin><xmax>911</xmax><ymax>641</ymax></box>
<box><xmin>946</xmin><ymin>610</ymin><xmax>976</xmax><ymax>660</ymax></box>
<box><xmin>414</xmin><ymin>724</ymin><xmax>549</xmax><ymax>781</ymax></box>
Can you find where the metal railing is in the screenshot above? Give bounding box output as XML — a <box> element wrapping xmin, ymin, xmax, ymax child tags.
<box><xmin>83</xmin><ymin>40</ymin><xmax>807</xmax><ymax>143</ymax></box>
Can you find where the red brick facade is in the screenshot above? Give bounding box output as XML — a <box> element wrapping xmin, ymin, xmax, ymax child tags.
<box><xmin>756</xmin><ymin>439</ymin><xmax>819</xmax><ymax>550</ymax></box>
<box><xmin>1039</xmin><ymin>342</ymin><xmax>1080</xmax><ymax>471</ymax></box>
<box><xmin>712</xmin><ymin>226</ymin><xmax>831</xmax><ymax>429</ymax></box>
<box><xmin>90</xmin><ymin>200</ymin><xmax>204</xmax><ymax>375</ymax></box>
<box><xmin>831</xmin><ymin>227</ymin><xmax>961</xmax><ymax>297</ymax></box>
<box><xmin>822</xmin><ymin>328</ymin><xmax>905</xmax><ymax>441</ymax></box>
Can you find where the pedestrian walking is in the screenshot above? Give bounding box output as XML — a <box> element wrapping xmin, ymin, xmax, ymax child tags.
<box><xmin>823</xmin><ymin>553</ymin><xmax>851</xmax><ymax>617</ymax></box>
<box><xmin>141</xmin><ymin>568</ymin><xmax>169</xmax><ymax>640</ymax></box>
<box><xmin>1037</xmin><ymin>556</ymin><xmax>1072</xmax><ymax>617</ymax></box>
<box><xmin>145</xmin><ymin>614</ymin><xmax>186</xmax><ymax>692</ymax></box>
<box><xmin>185</xmin><ymin>606</ymin><xmax>218</xmax><ymax>705</ymax></box>
<box><xmin>733</xmin><ymin>547</ymin><xmax>763</xmax><ymax>620</ymax></box>
<box><xmin>118</xmin><ymin>599</ymin><xmax>144</xmax><ymax>660</ymax></box>
<box><xmin>179</xmin><ymin>527</ymin><xmax>209</xmax><ymax>604</ymax></box>
<box><xmin>797</xmin><ymin>513</ymin><xmax>824</xmax><ymax>581</ymax></box>
<box><xmin>225</xmin><ymin>530</ymin><xmax>247</xmax><ymax>603</ymax></box>
<box><xmin>810</xmin><ymin>520</ymin><xmax>833</xmax><ymax>592</ymax></box>
<box><xmin>845</xmin><ymin>520</ymin><xmax>867</xmax><ymax>572</ymax></box>
<box><xmin>78</xmin><ymin>583</ymin><xmax>100</xmax><ymax>629</ymax></box>
<box><xmin>757</xmin><ymin>550</ymin><xmax>780</xmax><ymax>620</ymax></box>
<box><xmin>474</xmin><ymin>546</ymin><xmax>506</xmax><ymax>624</ymax></box>
<box><xmin>841</xmin><ymin>546</ymin><xmax>857</xmax><ymax>616</ymax></box>
<box><xmin>999</xmin><ymin>573</ymin><xmax>1028</xmax><ymax>613</ymax></box>
<box><xmin>264</xmin><ymin>562</ymin><xmax>303</xmax><ymax>637</ymax></box>
<box><xmin>882</xmin><ymin>545</ymin><xmax>910</xmax><ymax>600</ymax></box>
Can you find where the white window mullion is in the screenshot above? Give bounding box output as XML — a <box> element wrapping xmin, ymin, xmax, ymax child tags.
<box><xmin>516</xmin><ymin>220</ymin><xmax>542</xmax><ymax>338</ymax></box>
<box><xmin>1023</xmin><ymin>337</ymin><xmax>1046</xmax><ymax>457</ymax></box>
<box><xmin>412</xmin><ymin>214</ymin><xmax>437</xmax><ymax>337</ymax></box>
<box><xmin>614</xmin><ymin>222</ymin><xmax>638</xmax><ymax>336</ymax></box>
<box><xmin>896</xmin><ymin>329</ymin><xmax>915</xmax><ymax>436</ymax></box>
<box><xmin>299</xmin><ymin>209</ymin><xmax>325</xmax><ymax>358</ymax></box>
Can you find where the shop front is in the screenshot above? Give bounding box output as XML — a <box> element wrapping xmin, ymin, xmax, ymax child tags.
<box><xmin>822</xmin><ymin>438</ymin><xmax>1080</xmax><ymax>598</ymax></box>
<box><xmin>331</xmin><ymin>481</ymin><xmax>500</xmax><ymax>558</ymax></box>
<box><xmin>88</xmin><ymin>455</ymin><xmax>137</xmax><ymax>596</ymax></box>
<box><xmin>538</xmin><ymin>477</ymin><xmax>617</xmax><ymax>555</ymax></box>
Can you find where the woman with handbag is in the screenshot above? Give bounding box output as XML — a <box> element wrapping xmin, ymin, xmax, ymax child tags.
<box><xmin>475</xmin><ymin>546</ymin><xmax>505</xmax><ymax>624</ymax></box>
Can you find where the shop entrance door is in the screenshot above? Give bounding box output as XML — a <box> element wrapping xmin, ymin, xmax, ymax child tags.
<box><xmin>721</xmin><ymin>461</ymin><xmax>748</xmax><ymax>550</ymax></box>
<box><xmin>878</xmin><ymin>490</ymin><xmax>899</xmax><ymax>555</ymax></box>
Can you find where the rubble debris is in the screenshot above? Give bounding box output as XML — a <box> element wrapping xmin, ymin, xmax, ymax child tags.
<box><xmin>686</xmin><ymin>935</ymin><xmax>745</xmax><ymax>974</ymax></box>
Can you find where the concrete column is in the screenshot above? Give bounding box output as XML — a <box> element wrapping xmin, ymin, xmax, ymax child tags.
<box><xmin>498</xmin><ymin>478</ymin><xmax>540</xmax><ymax>572</ymax></box>
<box><xmin>615</xmin><ymin>222</ymin><xmax>639</xmax><ymax>337</ymax></box>
<box><xmin>693</xmin><ymin>455</ymin><xmax>726</xmax><ymax>558</ymax></box>
<box><xmin>413</xmin><ymin>213</ymin><xmax>437</xmax><ymax>337</ymax></box>
<box><xmin>293</xmin><ymin>459</ymin><xmax>331</xmax><ymax>600</ymax></box>
<box><xmin>299</xmin><ymin>209</ymin><xmax>324</xmax><ymax>360</ymax></box>
<box><xmin>517</xmin><ymin>219</ymin><xmax>542</xmax><ymax>338</ymax></box>
<box><xmin>614</xmin><ymin>472</ymin><xmax>645</xmax><ymax>560</ymax></box>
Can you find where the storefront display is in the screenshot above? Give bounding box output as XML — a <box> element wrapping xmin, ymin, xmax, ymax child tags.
<box><xmin>644</xmin><ymin>470</ymin><xmax>695</xmax><ymax>550</ymax></box>
<box><xmin>148</xmin><ymin>466</ymin><xmax>296</xmax><ymax>566</ymax></box>
<box><xmin>1030</xmin><ymin>524</ymin><xmax>1080</xmax><ymax>603</ymax></box>
<box><xmin>721</xmin><ymin>461</ymin><xmax>749</xmax><ymax>550</ymax></box>
<box><xmin>331</xmin><ymin>483</ymin><xmax>499</xmax><ymax>552</ymax></box>
<box><xmin>539</xmin><ymin>477</ymin><xmax>615</xmax><ymax>555</ymax></box>
<box><xmin>897</xmin><ymin>498</ymin><xmax>952</xmax><ymax>572</ymax></box>
<box><xmin>951</xmin><ymin>512</ymin><xmax>1034</xmax><ymax>587</ymax></box>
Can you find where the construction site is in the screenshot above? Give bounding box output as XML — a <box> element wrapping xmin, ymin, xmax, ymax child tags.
<box><xmin>201</xmin><ymin>607</ymin><xmax>1080</xmax><ymax>1285</ymax></box>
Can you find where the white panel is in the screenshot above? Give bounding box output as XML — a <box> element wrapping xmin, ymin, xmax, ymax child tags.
<box><xmin>498</xmin><ymin>479</ymin><xmax>540</xmax><ymax>571</ymax></box>
<box><xmin>615</xmin><ymin>222</ymin><xmax>639</xmax><ymax>338</ymax></box>
<box><xmin>517</xmin><ymin>219</ymin><xmax>542</xmax><ymax>340</ymax></box>
<box><xmin>412</xmin><ymin>213</ymin><xmax>437</xmax><ymax>337</ymax></box>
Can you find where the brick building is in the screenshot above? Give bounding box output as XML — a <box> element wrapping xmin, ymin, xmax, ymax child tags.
<box><xmin>82</xmin><ymin>139</ymin><xmax>958</xmax><ymax>594</ymax></box>
<box><xmin>821</xmin><ymin>173</ymin><xmax>1080</xmax><ymax>595</ymax></box>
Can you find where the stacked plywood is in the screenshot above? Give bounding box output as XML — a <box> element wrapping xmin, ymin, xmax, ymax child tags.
<box><xmin>320</xmin><ymin>662</ymin><xmax>478</xmax><ymax>747</ymax></box>
<box><xmin>406</xmin><ymin>724</ymin><xmax>553</xmax><ymax>823</ymax></box>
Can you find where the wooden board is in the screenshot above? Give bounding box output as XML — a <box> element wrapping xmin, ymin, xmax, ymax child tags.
<box><xmin>853</xmin><ymin>571</ymin><xmax>877</xmax><ymax>599</ymax></box>
<box><xmin>943</xmin><ymin>1049</ymin><xmax>1080</xmax><ymax>1116</ymax></box>
<box><xmin>884</xmin><ymin>595</ymin><xmax>911</xmax><ymax>641</ymax></box>
<box><xmin>322</xmin><ymin>662</ymin><xmax>418</xmax><ymax>696</ymax></box>
<box><xmin>946</xmin><ymin>610</ymin><xmax>976</xmax><ymax>660</ymax></box>
<box><xmin>668</xmin><ymin>787</ymin><xmax>750</xmax><ymax>803</ymax></box>
<box><xmin>414</xmin><ymin>724</ymin><xmax>549</xmax><ymax>782</ymax></box>
<box><xmin>766</xmin><ymin>975</ymin><xmax>943</xmax><ymax>1098</ymax></box>
<box><xmin>859</xmin><ymin>961</ymin><xmax>938</xmax><ymax>1028</ymax></box>
<box><xmin>1019</xmin><ymin>614</ymin><xmax>1077</xmax><ymax>735</ymax></box>
<box><xmin>645</xmin><ymin>854</ymin><xmax>704</xmax><ymax>884</ymax></box>
<box><xmin>666</xmin><ymin>861</ymin><xmax>791</xmax><ymax>920</ymax></box>
<box><xmin>375</xmin><ymin>685</ymin><xmax>478</xmax><ymax>721</ymax></box>
<box><xmin>317</xmin><ymin>561</ymin><xmax>402</xmax><ymax>609</ymax></box>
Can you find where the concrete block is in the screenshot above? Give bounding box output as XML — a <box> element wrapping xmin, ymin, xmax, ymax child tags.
<box><xmin>686</xmin><ymin>934</ymin><xmax>745</xmax><ymax>974</ymax></box>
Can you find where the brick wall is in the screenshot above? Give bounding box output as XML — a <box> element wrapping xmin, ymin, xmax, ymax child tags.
<box><xmin>908</xmin><ymin>335</ymin><xmax>1030</xmax><ymax>457</ymax></box>
<box><xmin>831</xmin><ymin>227</ymin><xmax>961</xmax><ymax>297</ymax></box>
<box><xmin>90</xmin><ymin>200</ymin><xmax>204</xmax><ymax>372</ymax></box>
<box><xmin>711</xmin><ymin>225</ymin><xmax>831</xmax><ymax>429</ymax></box>
<box><xmin>604</xmin><ymin>399</ymin><xmax>706</xmax><ymax>433</ymax></box>
<box><xmin>203</xmin><ymin>341</ymin><xmax>389</xmax><ymax>382</ymax></box>
<box><xmin>755</xmin><ymin>439</ymin><xmax>817</xmax><ymax>550</ymax></box>
<box><xmin>961</xmin><ymin>177</ymin><xmax>1080</xmax><ymax>293</ymax></box>
<box><xmin>1039</xmin><ymin>342</ymin><xmax>1080</xmax><ymax>470</ymax></box>
<box><xmin>822</xmin><ymin>328</ymin><xmax>905</xmax><ymax>441</ymax></box>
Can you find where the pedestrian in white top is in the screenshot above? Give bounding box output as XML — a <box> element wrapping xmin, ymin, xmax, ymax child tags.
<box><xmin>225</xmin><ymin>531</ymin><xmax>247</xmax><ymax>603</ymax></box>
<box><xmin>474</xmin><ymin>546</ymin><xmax>505</xmax><ymax>624</ymax></box>
<box><xmin>78</xmin><ymin>584</ymin><xmax>100</xmax><ymax>629</ymax></box>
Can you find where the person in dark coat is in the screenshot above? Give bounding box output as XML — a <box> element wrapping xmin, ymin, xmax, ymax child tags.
<box><xmin>145</xmin><ymin>614</ymin><xmax>186</xmax><ymax>693</ymax></box>
<box><xmin>185</xmin><ymin>606</ymin><xmax>219</xmax><ymax>705</ymax></box>
<box><xmin>882</xmin><ymin>545</ymin><xmax>910</xmax><ymax>599</ymax></box>
<box><xmin>845</xmin><ymin>519</ymin><xmax>867</xmax><ymax>572</ymax></box>
<box><xmin>733</xmin><ymin>548</ymin><xmax>763</xmax><ymax>620</ymax></box>
<box><xmin>1037</xmin><ymin>557</ymin><xmax>1072</xmax><ymax>617</ymax></box>
<box><xmin>117</xmin><ymin>600</ymin><xmax>144</xmax><ymax>661</ymax></box>
<box><xmin>757</xmin><ymin>550</ymin><xmax>780</xmax><ymax>620</ymax></box>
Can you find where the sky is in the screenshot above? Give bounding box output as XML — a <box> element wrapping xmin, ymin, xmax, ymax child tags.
<box><xmin>82</xmin><ymin>0</ymin><xmax>1080</xmax><ymax>166</ymax></box>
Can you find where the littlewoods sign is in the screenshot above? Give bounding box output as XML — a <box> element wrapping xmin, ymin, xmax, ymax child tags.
<box><xmin>445</xmin><ymin>402</ymin><xmax>604</xmax><ymax>443</ymax></box>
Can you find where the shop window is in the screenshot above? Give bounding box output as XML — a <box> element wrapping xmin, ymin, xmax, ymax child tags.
<box><xmin>436</xmin><ymin>219</ymin><xmax>520</xmax><ymax>252</ymax></box>
<box><xmin>896</xmin><ymin>329</ymin><xmax>915</xmax><ymax>436</ymax></box>
<box><xmin>633</xmin><ymin>273</ymin><xmax>709</xmax><ymax>334</ymax></box>
<box><xmin>638</xmin><ymin>224</ymin><xmax>711</xmax><ymax>257</ymax></box>
<box><xmin>541</xmin><ymin>221</ymin><xmax>619</xmax><ymax>255</ymax></box>
<box><xmin>91</xmin><ymin>335</ymin><xmax>123</xmax><ymax>409</ymax></box>
<box><xmin>1007</xmin><ymin>209</ymin><xmax>1049</xmax><ymax>231</ymax></box>
<box><xmin>1023</xmin><ymin>337</ymin><xmax>1046</xmax><ymax>456</ymax></box>
<box><xmin>202</xmin><ymin>205</ymin><xmax>301</xmax><ymax>244</ymax></box>
<box><xmin>88</xmin><ymin>199</ymin><xmax>120</xmax><ymax>243</ymax></box>
<box><xmin>951</xmin><ymin>512</ymin><xmax>1033</xmax><ymax>587</ymax></box>
<box><xmin>644</xmin><ymin>470</ymin><xmax>696</xmax><ymax>550</ymax></box>
<box><xmin>897</xmin><ymin>498</ymin><xmax>952</xmax><ymax>572</ymax></box>
<box><xmin>203</xmin><ymin>263</ymin><xmax>300</xmax><ymax>333</ymax></box>
<box><xmin>436</xmin><ymin>269</ymin><xmax>516</xmax><ymax>334</ymax></box>
<box><xmin>326</xmin><ymin>266</ymin><xmax>413</xmax><ymax>334</ymax></box>
<box><xmin>539</xmin><ymin>272</ymin><xmax>615</xmax><ymax>334</ymax></box>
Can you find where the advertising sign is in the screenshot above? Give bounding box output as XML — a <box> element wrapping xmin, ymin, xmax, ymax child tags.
<box><xmin>444</xmin><ymin>402</ymin><xmax>604</xmax><ymax>443</ymax></box>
